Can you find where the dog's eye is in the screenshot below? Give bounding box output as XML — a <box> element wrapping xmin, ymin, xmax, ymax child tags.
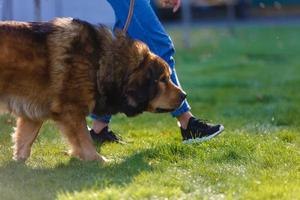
<box><xmin>160</xmin><ymin>77</ymin><xmax>168</xmax><ymax>83</ymax></box>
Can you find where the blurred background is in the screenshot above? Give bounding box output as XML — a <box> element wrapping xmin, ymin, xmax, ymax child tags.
<box><xmin>1</xmin><ymin>0</ymin><xmax>300</xmax><ymax>25</ymax></box>
<box><xmin>1</xmin><ymin>0</ymin><xmax>300</xmax><ymax>48</ymax></box>
<box><xmin>0</xmin><ymin>0</ymin><xmax>114</xmax><ymax>24</ymax></box>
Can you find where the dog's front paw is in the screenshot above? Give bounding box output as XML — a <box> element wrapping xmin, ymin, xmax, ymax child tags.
<box><xmin>12</xmin><ymin>155</ymin><xmax>28</xmax><ymax>163</ymax></box>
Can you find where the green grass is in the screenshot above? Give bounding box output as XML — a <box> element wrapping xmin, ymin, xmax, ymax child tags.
<box><xmin>1</xmin><ymin>25</ymin><xmax>300</xmax><ymax>200</ymax></box>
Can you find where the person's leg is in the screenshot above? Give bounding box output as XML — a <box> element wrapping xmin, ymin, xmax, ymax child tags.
<box><xmin>107</xmin><ymin>0</ymin><xmax>191</xmax><ymax>126</ymax></box>
<box><xmin>90</xmin><ymin>114</ymin><xmax>111</xmax><ymax>133</ymax></box>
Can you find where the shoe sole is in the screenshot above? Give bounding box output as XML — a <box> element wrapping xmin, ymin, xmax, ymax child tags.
<box><xmin>182</xmin><ymin>125</ymin><xmax>224</xmax><ymax>144</ymax></box>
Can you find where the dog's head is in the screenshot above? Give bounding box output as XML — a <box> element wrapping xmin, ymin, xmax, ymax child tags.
<box><xmin>93</xmin><ymin>30</ymin><xmax>186</xmax><ymax>117</ymax></box>
<box><xmin>121</xmin><ymin>40</ymin><xmax>186</xmax><ymax>117</ymax></box>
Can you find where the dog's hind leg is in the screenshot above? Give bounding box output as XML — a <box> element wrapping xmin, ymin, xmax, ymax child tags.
<box><xmin>55</xmin><ymin>114</ymin><xmax>107</xmax><ymax>163</ymax></box>
<box><xmin>12</xmin><ymin>117</ymin><xmax>43</xmax><ymax>162</ymax></box>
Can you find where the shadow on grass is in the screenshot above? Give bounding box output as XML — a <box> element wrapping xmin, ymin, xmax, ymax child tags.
<box><xmin>0</xmin><ymin>150</ymin><xmax>154</xmax><ymax>200</ymax></box>
<box><xmin>0</xmin><ymin>142</ymin><xmax>207</xmax><ymax>199</ymax></box>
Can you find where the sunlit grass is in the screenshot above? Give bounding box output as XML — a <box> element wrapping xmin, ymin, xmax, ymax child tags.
<box><xmin>0</xmin><ymin>25</ymin><xmax>300</xmax><ymax>200</ymax></box>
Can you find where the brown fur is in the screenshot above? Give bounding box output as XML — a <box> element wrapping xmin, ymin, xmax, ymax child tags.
<box><xmin>0</xmin><ymin>18</ymin><xmax>185</xmax><ymax>162</ymax></box>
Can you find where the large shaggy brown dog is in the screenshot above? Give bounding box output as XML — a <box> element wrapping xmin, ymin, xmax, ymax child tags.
<box><xmin>0</xmin><ymin>18</ymin><xmax>186</xmax><ymax>162</ymax></box>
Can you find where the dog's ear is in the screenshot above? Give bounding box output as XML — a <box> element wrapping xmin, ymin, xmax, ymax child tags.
<box><xmin>124</xmin><ymin>60</ymin><xmax>160</xmax><ymax>108</ymax></box>
<box><xmin>124</xmin><ymin>70</ymin><xmax>151</xmax><ymax>108</ymax></box>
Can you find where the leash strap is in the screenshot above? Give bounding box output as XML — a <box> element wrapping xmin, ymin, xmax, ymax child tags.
<box><xmin>122</xmin><ymin>0</ymin><xmax>135</xmax><ymax>33</ymax></box>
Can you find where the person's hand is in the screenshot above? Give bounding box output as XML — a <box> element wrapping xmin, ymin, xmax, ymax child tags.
<box><xmin>159</xmin><ymin>0</ymin><xmax>181</xmax><ymax>12</ymax></box>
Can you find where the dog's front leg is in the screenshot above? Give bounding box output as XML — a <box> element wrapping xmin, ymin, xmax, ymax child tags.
<box><xmin>55</xmin><ymin>114</ymin><xmax>107</xmax><ymax>163</ymax></box>
<box><xmin>12</xmin><ymin>117</ymin><xmax>43</xmax><ymax>162</ymax></box>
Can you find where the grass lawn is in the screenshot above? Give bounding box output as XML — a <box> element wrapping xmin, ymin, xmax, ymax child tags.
<box><xmin>0</xmin><ymin>25</ymin><xmax>300</xmax><ymax>200</ymax></box>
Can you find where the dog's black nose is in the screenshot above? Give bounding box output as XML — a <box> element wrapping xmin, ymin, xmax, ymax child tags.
<box><xmin>179</xmin><ymin>92</ymin><xmax>187</xmax><ymax>101</ymax></box>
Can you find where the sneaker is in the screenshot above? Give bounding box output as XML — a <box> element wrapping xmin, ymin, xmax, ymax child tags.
<box><xmin>89</xmin><ymin>127</ymin><xmax>125</xmax><ymax>144</ymax></box>
<box><xmin>181</xmin><ymin>117</ymin><xmax>224</xmax><ymax>144</ymax></box>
